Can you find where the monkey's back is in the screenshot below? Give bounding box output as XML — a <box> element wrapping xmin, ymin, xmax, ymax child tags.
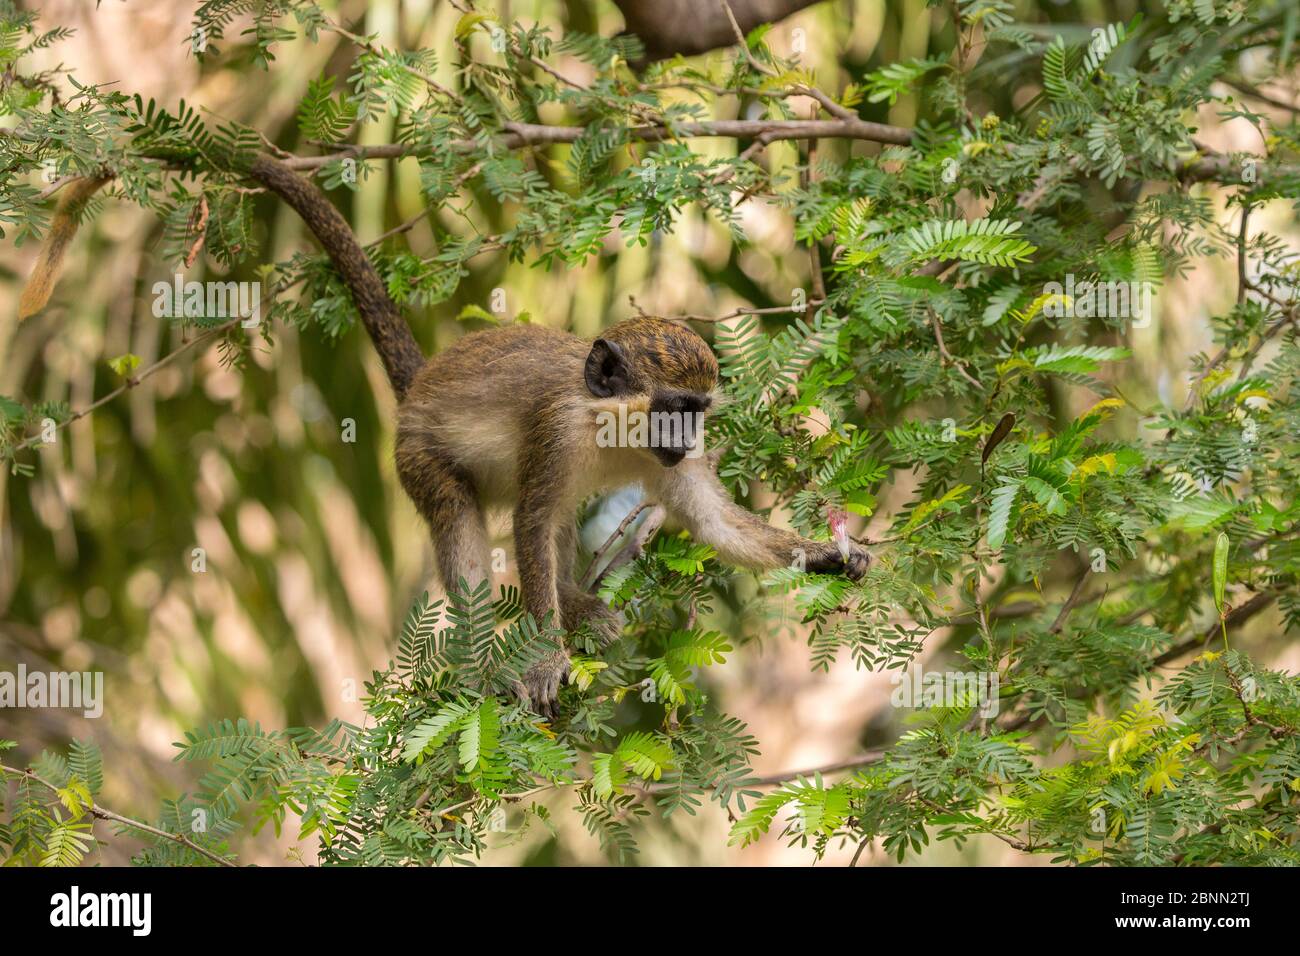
<box><xmin>396</xmin><ymin>324</ymin><xmax>594</xmax><ymax>504</ymax></box>
<box><xmin>407</xmin><ymin>323</ymin><xmax>588</xmax><ymax>402</ymax></box>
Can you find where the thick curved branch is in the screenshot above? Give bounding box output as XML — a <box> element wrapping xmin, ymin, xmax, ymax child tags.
<box><xmin>612</xmin><ymin>0</ymin><xmax>824</xmax><ymax>61</ymax></box>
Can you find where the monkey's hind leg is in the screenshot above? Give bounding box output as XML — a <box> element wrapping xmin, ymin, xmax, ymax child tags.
<box><xmin>395</xmin><ymin>441</ymin><xmax>492</xmax><ymax>606</ymax></box>
<box><xmin>556</xmin><ymin>522</ymin><xmax>625</xmax><ymax>648</ymax></box>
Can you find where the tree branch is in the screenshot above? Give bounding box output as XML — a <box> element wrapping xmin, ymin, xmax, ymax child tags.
<box><xmin>279</xmin><ymin>117</ymin><xmax>915</xmax><ymax>172</ymax></box>
<box><xmin>1</xmin><ymin>763</ymin><xmax>238</xmax><ymax>867</ymax></box>
<box><xmin>10</xmin><ymin>316</ymin><xmax>243</xmax><ymax>455</ymax></box>
<box><xmin>1153</xmin><ymin>590</ymin><xmax>1279</xmax><ymax>667</ymax></box>
<box><xmin>612</xmin><ymin>0</ymin><xmax>824</xmax><ymax>61</ymax></box>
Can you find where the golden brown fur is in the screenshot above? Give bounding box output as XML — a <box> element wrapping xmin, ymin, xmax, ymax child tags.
<box><xmin>18</xmin><ymin>176</ymin><xmax>109</xmax><ymax>321</ymax></box>
<box><xmin>395</xmin><ymin>318</ymin><xmax>868</xmax><ymax>715</ymax></box>
<box><xmin>241</xmin><ymin>158</ymin><xmax>868</xmax><ymax>718</ymax></box>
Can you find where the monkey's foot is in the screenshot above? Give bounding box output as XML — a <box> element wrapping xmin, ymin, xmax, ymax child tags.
<box><xmin>516</xmin><ymin>649</ymin><xmax>570</xmax><ymax>720</ymax></box>
<box><xmin>559</xmin><ymin>588</ymin><xmax>626</xmax><ymax>647</ymax></box>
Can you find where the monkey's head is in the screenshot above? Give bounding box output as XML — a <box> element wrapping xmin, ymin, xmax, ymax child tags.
<box><xmin>585</xmin><ymin>318</ymin><xmax>719</xmax><ymax>467</ymax></box>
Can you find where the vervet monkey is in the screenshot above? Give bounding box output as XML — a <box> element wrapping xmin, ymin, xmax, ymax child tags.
<box><xmin>392</xmin><ymin>317</ymin><xmax>870</xmax><ymax>714</ymax></box>
<box><xmin>31</xmin><ymin>157</ymin><xmax>870</xmax><ymax>716</ymax></box>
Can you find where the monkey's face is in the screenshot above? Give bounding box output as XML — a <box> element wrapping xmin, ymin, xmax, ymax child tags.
<box><xmin>647</xmin><ymin>389</ymin><xmax>712</xmax><ymax>467</ymax></box>
<box><xmin>585</xmin><ymin>319</ymin><xmax>719</xmax><ymax>468</ymax></box>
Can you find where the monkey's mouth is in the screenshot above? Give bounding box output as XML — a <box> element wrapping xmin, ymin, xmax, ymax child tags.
<box><xmin>652</xmin><ymin>447</ymin><xmax>688</xmax><ymax>467</ymax></box>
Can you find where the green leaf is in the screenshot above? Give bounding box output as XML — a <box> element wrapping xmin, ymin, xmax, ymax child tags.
<box><xmin>590</xmin><ymin>751</ymin><xmax>627</xmax><ymax>798</ymax></box>
<box><xmin>108</xmin><ymin>353</ymin><xmax>141</xmax><ymax>378</ymax></box>
<box><xmin>1028</xmin><ymin>345</ymin><xmax>1131</xmax><ymax>375</ymax></box>
<box><xmin>987</xmin><ymin>479</ymin><xmax>1020</xmax><ymax>550</ymax></box>
<box><xmin>891</xmin><ymin>218</ymin><xmax>1036</xmax><ymax>268</ymax></box>
<box><xmin>729</xmin><ymin>788</ymin><xmax>799</xmax><ymax>847</ymax></box>
<box><xmin>862</xmin><ymin>57</ymin><xmax>948</xmax><ymax>105</ymax></box>
<box><xmin>402</xmin><ymin>700</ymin><xmax>471</xmax><ymax>763</ymax></box>
<box><xmin>1165</xmin><ymin>492</ymin><xmax>1239</xmax><ymax>531</ymax></box>
<box><xmin>68</xmin><ymin>739</ymin><xmax>103</xmax><ymax>796</ymax></box>
<box><xmin>1023</xmin><ymin>476</ymin><xmax>1067</xmax><ymax>516</ymax></box>
<box><xmin>296</xmin><ymin>75</ymin><xmax>359</xmax><ymax>142</ymax></box>
<box><xmin>454</xmin><ymin>12</ymin><xmax>491</xmax><ymax>38</ymax></box>
<box><xmin>458</xmin><ymin>696</ymin><xmax>500</xmax><ymax>772</ymax></box>
<box><xmin>0</xmin><ymin>395</ymin><xmax>28</xmax><ymax>423</ymax></box>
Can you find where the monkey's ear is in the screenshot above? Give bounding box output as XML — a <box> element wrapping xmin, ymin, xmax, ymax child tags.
<box><xmin>584</xmin><ymin>338</ymin><xmax>631</xmax><ymax>397</ymax></box>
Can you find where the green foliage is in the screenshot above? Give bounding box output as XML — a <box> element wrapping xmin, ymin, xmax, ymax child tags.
<box><xmin>3</xmin><ymin>0</ymin><xmax>1300</xmax><ymax>867</ymax></box>
<box><xmin>890</xmin><ymin>218</ymin><xmax>1037</xmax><ymax>268</ymax></box>
<box><xmin>297</xmin><ymin>74</ymin><xmax>359</xmax><ymax>143</ymax></box>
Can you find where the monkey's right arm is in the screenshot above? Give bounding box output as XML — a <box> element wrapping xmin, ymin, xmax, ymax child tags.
<box><xmin>652</xmin><ymin>454</ymin><xmax>870</xmax><ymax>579</ymax></box>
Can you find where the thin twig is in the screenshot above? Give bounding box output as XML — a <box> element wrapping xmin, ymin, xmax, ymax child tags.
<box><xmin>717</xmin><ymin>0</ymin><xmax>858</xmax><ymax>122</ymax></box>
<box><xmin>1236</xmin><ymin>202</ymin><xmax>1251</xmax><ymax>308</ymax></box>
<box><xmin>929</xmin><ymin>309</ymin><xmax>983</xmax><ymax>391</ymax></box>
<box><xmin>579</xmin><ymin>502</ymin><xmax>652</xmax><ymax>590</ymax></box>
<box><xmin>425</xmin><ymin>748</ymin><xmax>889</xmax><ymax>822</ymax></box>
<box><xmin>279</xmin><ymin>116</ymin><xmax>914</xmax><ymax>171</ymax></box>
<box><xmin>34</xmin><ymin>174</ymin><xmax>77</xmax><ymax>201</ymax></box>
<box><xmin>0</xmin><ymin>764</ymin><xmax>237</xmax><ymax>867</ymax></box>
<box><xmin>802</xmin><ymin>119</ymin><xmax>826</xmax><ymax>323</ymax></box>
<box><xmin>1222</xmin><ymin>78</ymin><xmax>1300</xmax><ymax>115</ymax></box>
<box><xmin>10</xmin><ymin>317</ymin><xmax>244</xmax><ymax>455</ymax></box>
<box><xmin>1048</xmin><ymin>568</ymin><xmax>1092</xmax><ymax>636</ymax></box>
<box><xmin>323</xmin><ymin>17</ymin><xmax>454</xmax><ymax>98</ymax></box>
<box><xmin>1153</xmin><ymin>590</ymin><xmax>1279</xmax><ymax>667</ymax></box>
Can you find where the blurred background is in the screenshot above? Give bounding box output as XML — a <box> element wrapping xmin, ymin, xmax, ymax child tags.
<box><xmin>2</xmin><ymin>0</ymin><xmax>1297</xmax><ymax>865</ymax></box>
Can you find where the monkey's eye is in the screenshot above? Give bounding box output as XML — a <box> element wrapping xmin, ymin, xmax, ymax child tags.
<box><xmin>654</xmin><ymin>391</ymin><xmax>711</xmax><ymax>416</ymax></box>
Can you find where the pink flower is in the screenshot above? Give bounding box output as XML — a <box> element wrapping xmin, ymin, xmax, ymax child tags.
<box><xmin>827</xmin><ymin>507</ymin><xmax>850</xmax><ymax>556</ymax></box>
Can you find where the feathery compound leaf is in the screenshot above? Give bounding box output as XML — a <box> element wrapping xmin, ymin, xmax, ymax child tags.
<box><xmin>458</xmin><ymin>696</ymin><xmax>501</xmax><ymax>773</ymax></box>
<box><xmin>398</xmin><ymin>591</ymin><xmax>444</xmax><ymax>679</ymax></box>
<box><xmin>1027</xmin><ymin>344</ymin><xmax>1131</xmax><ymax>374</ymax></box>
<box><xmin>402</xmin><ymin>700</ymin><xmax>473</xmax><ymax>763</ymax></box>
<box><xmin>67</xmin><ymin>740</ymin><xmax>103</xmax><ymax>796</ymax></box>
<box><xmin>297</xmin><ymin>74</ymin><xmax>359</xmax><ymax>142</ymax></box>
<box><xmin>729</xmin><ymin>788</ymin><xmax>800</xmax><ymax>846</ymax></box>
<box><xmin>663</xmin><ymin>630</ymin><xmax>733</xmax><ymax>668</ymax></box>
<box><xmin>590</xmin><ymin>732</ymin><xmax>675</xmax><ymax>797</ymax></box>
<box><xmin>590</xmin><ymin>752</ymin><xmax>629</xmax><ymax>799</ymax></box>
<box><xmin>890</xmin><ymin>219</ymin><xmax>1036</xmax><ymax>267</ymax></box>
<box><xmin>982</xmin><ymin>284</ymin><xmax>1025</xmax><ymax>326</ymax></box>
<box><xmin>615</xmin><ymin>732</ymin><xmax>674</xmax><ymax>781</ymax></box>
<box><xmin>987</xmin><ymin>479</ymin><xmax>1021</xmax><ymax>550</ymax></box>
<box><xmin>41</xmin><ymin>821</ymin><xmax>93</xmax><ymax>867</ymax></box>
<box><xmin>862</xmin><ymin>57</ymin><xmax>948</xmax><ymax>104</ymax></box>
<box><xmin>1042</xmin><ymin>36</ymin><xmax>1082</xmax><ymax>101</ymax></box>
<box><xmin>174</xmin><ymin>718</ymin><xmax>276</xmax><ymax>761</ymax></box>
<box><xmin>1082</xmin><ymin>21</ymin><xmax>1129</xmax><ymax>73</ymax></box>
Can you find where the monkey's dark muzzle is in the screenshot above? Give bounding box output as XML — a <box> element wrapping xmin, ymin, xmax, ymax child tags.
<box><xmin>652</xmin><ymin>446</ymin><xmax>688</xmax><ymax>467</ymax></box>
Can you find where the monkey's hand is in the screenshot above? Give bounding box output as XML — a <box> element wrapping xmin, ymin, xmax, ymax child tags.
<box><xmin>517</xmin><ymin>649</ymin><xmax>570</xmax><ymax>720</ymax></box>
<box><xmin>559</xmin><ymin>584</ymin><xmax>626</xmax><ymax>647</ymax></box>
<box><xmin>805</xmin><ymin>542</ymin><xmax>872</xmax><ymax>581</ymax></box>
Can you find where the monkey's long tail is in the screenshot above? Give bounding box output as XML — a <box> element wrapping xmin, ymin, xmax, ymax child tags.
<box><xmin>18</xmin><ymin>175</ymin><xmax>111</xmax><ymax>322</ymax></box>
<box><xmin>248</xmin><ymin>156</ymin><xmax>426</xmax><ymax>401</ymax></box>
